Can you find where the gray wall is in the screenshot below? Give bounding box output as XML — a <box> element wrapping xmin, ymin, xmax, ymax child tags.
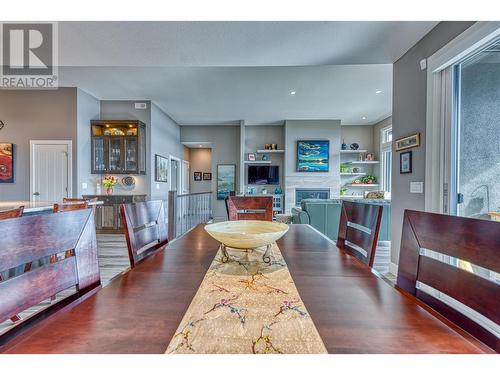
<box><xmin>284</xmin><ymin>120</ymin><xmax>341</xmax><ymax>211</ymax></box>
<box><xmin>189</xmin><ymin>148</ymin><xmax>212</xmax><ymax>193</ymax></box>
<box><xmin>100</xmin><ymin>100</ymin><xmax>152</xmax><ymax>195</ymax></box>
<box><xmin>150</xmin><ymin>103</ymin><xmax>184</xmax><ymax>200</ymax></box>
<box><xmin>0</xmin><ymin>88</ymin><xmax>78</xmax><ymax>201</ymax></box>
<box><xmin>391</xmin><ymin>22</ymin><xmax>475</xmax><ymax>265</ymax></box>
<box><xmin>459</xmin><ymin>62</ymin><xmax>500</xmax><ymax>217</ymax></box>
<box><xmin>181</xmin><ymin>125</ymin><xmax>240</xmax><ymax>220</ymax></box>
<box><xmin>76</xmin><ymin>89</ymin><xmax>101</xmax><ymax>197</ymax></box>
<box><xmin>340</xmin><ymin>125</ymin><xmax>374</xmax><ymax>152</ymax></box>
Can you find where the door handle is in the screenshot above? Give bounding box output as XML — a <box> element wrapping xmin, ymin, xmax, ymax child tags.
<box><xmin>33</xmin><ymin>192</ymin><xmax>40</xmax><ymax>196</ymax></box>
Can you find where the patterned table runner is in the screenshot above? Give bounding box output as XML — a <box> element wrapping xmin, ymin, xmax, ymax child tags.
<box><xmin>166</xmin><ymin>243</ymin><xmax>327</xmax><ymax>354</ymax></box>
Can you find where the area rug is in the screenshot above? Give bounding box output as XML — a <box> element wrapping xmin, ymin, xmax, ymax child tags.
<box><xmin>165</xmin><ymin>243</ymin><xmax>327</xmax><ymax>354</ymax></box>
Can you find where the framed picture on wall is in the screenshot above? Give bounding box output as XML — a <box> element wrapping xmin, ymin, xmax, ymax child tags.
<box><xmin>217</xmin><ymin>164</ymin><xmax>236</xmax><ymax>200</ymax></box>
<box><xmin>400</xmin><ymin>151</ymin><xmax>412</xmax><ymax>174</ymax></box>
<box><xmin>395</xmin><ymin>133</ymin><xmax>420</xmax><ymax>151</ymax></box>
<box><xmin>155</xmin><ymin>154</ymin><xmax>168</xmax><ymax>182</ymax></box>
<box><xmin>0</xmin><ymin>143</ymin><xmax>14</xmax><ymax>183</ymax></box>
<box><xmin>296</xmin><ymin>140</ymin><xmax>329</xmax><ymax>172</ymax></box>
<box><xmin>203</xmin><ymin>172</ymin><xmax>212</xmax><ymax>181</ymax></box>
<box><xmin>194</xmin><ymin>172</ymin><xmax>202</xmax><ymax>181</ymax></box>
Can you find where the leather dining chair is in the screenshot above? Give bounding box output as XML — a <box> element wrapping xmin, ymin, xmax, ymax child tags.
<box><xmin>397</xmin><ymin>210</ymin><xmax>500</xmax><ymax>352</ymax></box>
<box><xmin>336</xmin><ymin>200</ymin><xmax>383</xmax><ymax>268</ymax></box>
<box><xmin>0</xmin><ymin>208</ymin><xmax>100</xmax><ymax>344</ymax></box>
<box><xmin>0</xmin><ymin>206</ymin><xmax>25</xmax><ymax>323</ymax></box>
<box><xmin>120</xmin><ymin>200</ymin><xmax>169</xmax><ymax>268</ymax></box>
<box><xmin>52</xmin><ymin>202</ymin><xmax>92</xmax><ymax>285</ymax></box>
<box><xmin>227</xmin><ymin>196</ymin><xmax>273</xmax><ymax>221</ymax></box>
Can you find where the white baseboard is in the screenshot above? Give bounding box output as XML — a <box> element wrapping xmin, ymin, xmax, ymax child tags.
<box><xmin>389</xmin><ymin>262</ymin><xmax>399</xmax><ymax>276</ymax></box>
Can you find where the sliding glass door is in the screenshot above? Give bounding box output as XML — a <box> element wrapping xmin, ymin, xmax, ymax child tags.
<box><xmin>451</xmin><ymin>38</ymin><xmax>500</xmax><ymax>221</ymax></box>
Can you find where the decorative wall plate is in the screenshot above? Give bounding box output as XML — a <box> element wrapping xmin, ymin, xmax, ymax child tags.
<box><xmin>122</xmin><ymin>176</ymin><xmax>135</xmax><ymax>186</ymax></box>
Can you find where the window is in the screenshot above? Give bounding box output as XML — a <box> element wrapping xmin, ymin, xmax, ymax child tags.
<box><xmin>451</xmin><ymin>37</ymin><xmax>500</xmax><ymax>219</ymax></box>
<box><xmin>380</xmin><ymin>125</ymin><xmax>392</xmax><ymax>193</ymax></box>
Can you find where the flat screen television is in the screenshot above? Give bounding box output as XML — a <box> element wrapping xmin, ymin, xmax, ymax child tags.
<box><xmin>248</xmin><ymin>165</ymin><xmax>279</xmax><ymax>185</ymax></box>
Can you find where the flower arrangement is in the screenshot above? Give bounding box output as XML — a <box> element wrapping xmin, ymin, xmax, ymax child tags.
<box><xmin>102</xmin><ymin>175</ymin><xmax>118</xmax><ymax>195</ymax></box>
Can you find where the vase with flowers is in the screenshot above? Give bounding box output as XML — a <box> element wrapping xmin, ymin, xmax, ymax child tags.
<box><xmin>102</xmin><ymin>175</ymin><xmax>118</xmax><ymax>195</ymax></box>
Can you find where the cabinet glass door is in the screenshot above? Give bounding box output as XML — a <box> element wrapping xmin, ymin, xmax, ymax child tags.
<box><xmin>124</xmin><ymin>138</ymin><xmax>138</xmax><ymax>172</ymax></box>
<box><xmin>108</xmin><ymin>138</ymin><xmax>122</xmax><ymax>171</ymax></box>
<box><xmin>93</xmin><ymin>137</ymin><xmax>105</xmax><ymax>172</ymax></box>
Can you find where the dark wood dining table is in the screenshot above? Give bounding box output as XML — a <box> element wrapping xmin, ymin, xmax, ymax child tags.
<box><xmin>1</xmin><ymin>224</ymin><xmax>492</xmax><ymax>353</ymax></box>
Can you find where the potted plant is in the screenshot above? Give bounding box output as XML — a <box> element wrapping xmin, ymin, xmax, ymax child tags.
<box><xmin>102</xmin><ymin>175</ymin><xmax>118</xmax><ymax>195</ymax></box>
<box><xmin>340</xmin><ymin>164</ymin><xmax>350</xmax><ymax>173</ymax></box>
<box><xmin>340</xmin><ymin>186</ymin><xmax>348</xmax><ymax>196</ymax></box>
<box><xmin>361</xmin><ymin>175</ymin><xmax>377</xmax><ymax>185</ymax></box>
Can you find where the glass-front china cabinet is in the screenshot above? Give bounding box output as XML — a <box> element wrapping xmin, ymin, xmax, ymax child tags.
<box><xmin>91</xmin><ymin>120</ymin><xmax>146</xmax><ymax>174</ymax></box>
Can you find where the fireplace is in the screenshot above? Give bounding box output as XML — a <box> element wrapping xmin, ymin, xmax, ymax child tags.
<box><xmin>295</xmin><ymin>188</ymin><xmax>330</xmax><ymax>205</ymax></box>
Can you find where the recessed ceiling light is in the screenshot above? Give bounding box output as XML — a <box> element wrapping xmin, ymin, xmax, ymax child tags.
<box><xmin>362</xmin><ymin>116</ymin><xmax>367</xmax><ymax>120</ymax></box>
<box><xmin>375</xmin><ymin>90</ymin><xmax>382</xmax><ymax>94</ymax></box>
<box><xmin>290</xmin><ymin>91</ymin><xmax>296</xmax><ymax>95</ymax></box>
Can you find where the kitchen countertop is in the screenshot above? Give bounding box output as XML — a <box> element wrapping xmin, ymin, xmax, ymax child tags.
<box><xmin>0</xmin><ymin>200</ymin><xmax>103</xmax><ymax>213</ymax></box>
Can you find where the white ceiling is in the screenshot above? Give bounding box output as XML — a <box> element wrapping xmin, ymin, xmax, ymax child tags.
<box><xmin>57</xmin><ymin>21</ymin><xmax>439</xmax><ymax>125</ymax></box>
<box><xmin>60</xmin><ymin>65</ymin><xmax>392</xmax><ymax>125</ymax></box>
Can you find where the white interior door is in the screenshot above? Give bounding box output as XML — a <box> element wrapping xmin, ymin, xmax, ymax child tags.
<box><xmin>30</xmin><ymin>141</ymin><xmax>72</xmax><ymax>203</ymax></box>
<box><xmin>181</xmin><ymin>160</ymin><xmax>190</xmax><ymax>194</ymax></box>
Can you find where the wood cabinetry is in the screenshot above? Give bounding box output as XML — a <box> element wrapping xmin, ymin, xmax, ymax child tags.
<box><xmin>91</xmin><ymin>120</ymin><xmax>146</xmax><ymax>175</ymax></box>
<box><xmin>83</xmin><ymin>194</ymin><xmax>147</xmax><ymax>233</ymax></box>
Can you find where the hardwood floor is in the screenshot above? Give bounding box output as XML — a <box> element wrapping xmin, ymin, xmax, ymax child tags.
<box><xmin>0</xmin><ymin>229</ymin><xmax>393</xmax><ymax>334</ymax></box>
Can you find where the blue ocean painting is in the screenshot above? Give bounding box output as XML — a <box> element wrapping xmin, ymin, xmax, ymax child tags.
<box><xmin>297</xmin><ymin>140</ymin><xmax>329</xmax><ymax>172</ymax></box>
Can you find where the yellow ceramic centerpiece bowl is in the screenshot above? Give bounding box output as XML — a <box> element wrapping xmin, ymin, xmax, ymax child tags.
<box><xmin>204</xmin><ymin>220</ymin><xmax>289</xmax><ymax>250</ymax></box>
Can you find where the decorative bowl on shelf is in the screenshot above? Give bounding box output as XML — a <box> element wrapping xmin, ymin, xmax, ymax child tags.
<box><xmin>204</xmin><ymin>220</ymin><xmax>289</xmax><ymax>263</ymax></box>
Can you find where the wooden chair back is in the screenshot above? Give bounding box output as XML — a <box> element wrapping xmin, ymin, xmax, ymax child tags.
<box><xmin>0</xmin><ymin>206</ymin><xmax>26</xmax><ymax>323</ymax></box>
<box><xmin>120</xmin><ymin>200</ymin><xmax>168</xmax><ymax>268</ymax></box>
<box><xmin>337</xmin><ymin>200</ymin><xmax>383</xmax><ymax>268</ymax></box>
<box><xmin>397</xmin><ymin>210</ymin><xmax>500</xmax><ymax>352</ymax></box>
<box><xmin>0</xmin><ymin>209</ymin><xmax>100</xmax><ymax>343</ymax></box>
<box><xmin>227</xmin><ymin>196</ymin><xmax>273</xmax><ymax>221</ymax></box>
<box><xmin>0</xmin><ymin>206</ymin><xmax>24</xmax><ymax>220</ymax></box>
<box><xmin>63</xmin><ymin>197</ymin><xmax>98</xmax><ymax>214</ymax></box>
<box><xmin>53</xmin><ymin>201</ymin><xmax>88</xmax><ymax>213</ymax></box>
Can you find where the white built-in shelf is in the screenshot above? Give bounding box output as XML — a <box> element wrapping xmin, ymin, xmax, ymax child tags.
<box><xmin>340</xmin><ymin>149</ymin><xmax>368</xmax><ymax>154</ymax></box>
<box><xmin>348</xmin><ymin>184</ymin><xmax>379</xmax><ymax>187</ymax></box>
<box><xmin>340</xmin><ymin>172</ymin><xmax>367</xmax><ymax>176</ymax></box>
<box><xmin>244</xmin><ymin>160</ymin><xmax>272</xmax><ymax>164</ymax></box>
<box><xmin>341</xmin><ymin>195</ymin><xmax>364</xmax><ymax>198</ymax></box>
<box><xmin>347</xmin><ymin>161</ymin><xmax>380</xmax><ymax>164</ymax></box>
<box><xmin>256</xmin><ymin>150</ymin><xmax>285</xmax><ymax>154</ymax></box>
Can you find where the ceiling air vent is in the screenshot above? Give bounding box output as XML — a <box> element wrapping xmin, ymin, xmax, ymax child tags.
<box><xmin>135</xmin><ymin>102</ymin><xmax>147</xmax><ymax>109</ymax></box>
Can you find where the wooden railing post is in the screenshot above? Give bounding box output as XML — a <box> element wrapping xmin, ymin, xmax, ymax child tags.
<box><xmin>168</xmin><ymin>190</ymin><xmax>177</xmax><ymax>240</ymax></box>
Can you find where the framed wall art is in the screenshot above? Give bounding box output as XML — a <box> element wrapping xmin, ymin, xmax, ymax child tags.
<box><xmin>217</xmin><ymin>164</ymin><xmax>236</xmax><ymax>200</ymax></box>
<box><xmin>395</xmin><ymin>133</ymin><xmax>420</xmax><ymax>151</ymax></box>
<box><xmin>297</xmin><ymin>140</ymin><xmax>329</xmax><ymax>172</ymax></box>
<box><xmin>154</xmin><ymin>154</ymin><xmax>168</xmax><ymax>182</ymax></box>
<box><xmin>0</xmin><ymin>143</ymin><xmax>14</xmax><ymax>183</ymax></box>
<box><xmin>400</xmin><ymin>151</ymin><xmax>412</xmax><ymax>174</ymax></box>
